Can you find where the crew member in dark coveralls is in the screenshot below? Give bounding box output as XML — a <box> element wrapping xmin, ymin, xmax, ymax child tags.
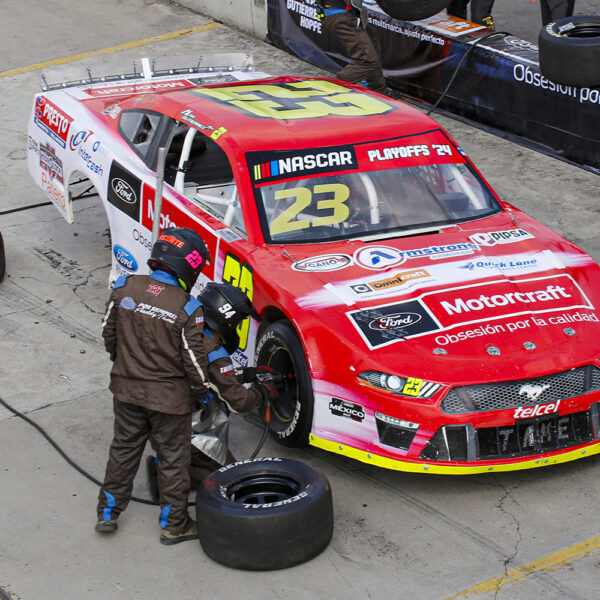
<box><xmin>318</xmin><ymin>0</ymin><xmax>387</xmax><ymax>94</ymax></box>
<box><xmin>447</xmin><ymin>0</ymin><xmax>496</xmax><ymax>29</ymax></box>
<box><xmin>539</xmin><ymin>0</ymin><xmax>575</xmax><ymax>26</ymax></box>
<box><xmin>96</xmin><ymin>227</ymin><xmax>211</xmax><ymax>545</ymax></box>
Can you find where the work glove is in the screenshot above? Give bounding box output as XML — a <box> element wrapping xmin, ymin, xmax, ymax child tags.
<box><xmin>192</xmin><ymin>388</ymin><xmax>214</xmax><ymax>421</ymax></box>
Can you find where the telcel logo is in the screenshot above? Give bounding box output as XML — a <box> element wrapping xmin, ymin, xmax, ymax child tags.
<box><xmin>113</xmin><ymin>245</ymin><xmax>138</xmax><ymax>271</ymax></box>
<box><xmin>514</xmin><ymin>400</ymin><xmax>560</xmax><ymax>419</ymax></box>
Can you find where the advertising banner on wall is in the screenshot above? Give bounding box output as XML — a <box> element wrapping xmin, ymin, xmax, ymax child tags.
<box><xmin>266</xmin><ymin>0</ymin><xmax>600</xmax><ymax>174</ymax></box>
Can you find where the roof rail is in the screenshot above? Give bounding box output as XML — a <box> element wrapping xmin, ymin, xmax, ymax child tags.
<box><xmin>40</xmin><ymin>53</ymin><xmax>254</xmax><ymax>91</ymax></box>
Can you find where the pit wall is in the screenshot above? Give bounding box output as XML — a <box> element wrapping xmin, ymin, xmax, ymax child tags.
<box><xmin>180</xmin><ymin>0</ymin><xmax>267</xmax><ymax>38</ymax></box>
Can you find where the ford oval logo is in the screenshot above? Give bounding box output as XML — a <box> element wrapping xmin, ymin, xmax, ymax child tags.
<box><xmin>292</xmin><ymin>254</ymin><xmax>352</xmax><ymax>272</ymax></box>
<box><xmin>111</xmin><ymin>178</ymin><xmax>137</xmax><ymax>204</ymax></box>
<box><xmin>368</xmin><ymin>312</ymin><xmax>422</xmax><ymax>331</ymax></box>
<box><xmin>113</xmin><ymin>245</ymin><xmax>138</xmax><ymax>271</ymax></box>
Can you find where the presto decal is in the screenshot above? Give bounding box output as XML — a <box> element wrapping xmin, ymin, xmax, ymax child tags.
<box><xmin>348</xmin><ymin>273</ymin><xmax>593</xmax><ymax>349</ymax></box>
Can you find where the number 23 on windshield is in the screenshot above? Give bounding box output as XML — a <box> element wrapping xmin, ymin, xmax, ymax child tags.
<box><xmin>269</xmin><ymin>183</ymin><xmax>350</xmax><ymax>235</ymax></box>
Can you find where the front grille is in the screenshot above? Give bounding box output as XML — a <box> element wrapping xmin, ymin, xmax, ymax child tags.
<box><xmin>477</xmin><ymin>410</ymin><xmax>594</xmax><ymax>459</ymax></box>
<box><xmin>440</xmin><ymin>365</ymin><xmax>600</xmax><ymax>414</ymax></box>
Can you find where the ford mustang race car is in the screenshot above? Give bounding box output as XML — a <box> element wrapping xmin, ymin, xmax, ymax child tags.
<box><xmin>27</xmin><ymin>54</ymin><xmax>600</xmax><ymax>474</ymax></box>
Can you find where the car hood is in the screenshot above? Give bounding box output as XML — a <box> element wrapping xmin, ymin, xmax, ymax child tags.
<box><xmin>259</xmin><ymin>211</ymin><xmax>600</xmax><ymax>385</ymax></box>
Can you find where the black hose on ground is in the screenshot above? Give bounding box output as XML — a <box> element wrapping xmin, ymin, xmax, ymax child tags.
<box><xmin>0</xmin><ymin>394</ymin><xmax>270</xmax><ymax>506</ymax></box>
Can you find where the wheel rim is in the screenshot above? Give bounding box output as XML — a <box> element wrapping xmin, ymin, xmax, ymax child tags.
<box><xmin>561</xmin><ymin>23</ymin><xmax>600</xmax><ymax>38</ymax></box>
<box><xmin>266</xmin><ymin>345</ymin><xmax>298</xmax><ymax>425</ymax></box>
<box><xmin>226</xmin><ymin>473</ymin><xmax>301</xmax><ymax>504</ymax></box>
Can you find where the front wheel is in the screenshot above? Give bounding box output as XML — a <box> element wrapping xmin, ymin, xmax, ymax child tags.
<box><xmin>255</xmin><ymin>322</ymin><xmax>314</xmax><ymax>447</ymax></box>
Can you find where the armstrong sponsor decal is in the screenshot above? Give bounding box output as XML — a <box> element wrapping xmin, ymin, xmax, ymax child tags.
<box><xmin>398</xmin><ymin>242</ymin><xmax>479</xmax><ymax>261</ymax></box>
<box><xmin>113</xmin><ymin>245</ymin><xmax>138</xmax><ymax>272</ymax></box>
<box><xmin>39</xmin><ymin>143</ymin><xmax>64</xmax><ymax>184</ymax></box>
<box><xmin>469</xmin><ymin>229</ymin><xmax>533</xmax><ymax>246</ymax></box>
<box><xmin>249</xmin><ymin>145</ymin><xmax>357</xmax><ymax>183</ymax></box>
<box><xmin>84</xmin><ymin>80</ymin><xmax>193</xmax><ymax>98</ymax></box>
<box><xmin>107</xmin><ymin>162</ymin><xmax>140</xmax><ymax>221</ymax></box>
<box><xmin>292</xmin><ymin>254</ymin><xmax>352</xmax><ymax>272</ymax></box>
<box><xmin>354</xmin><ymin>246</ymin><xmax>406</xmax><ymax>270</ymax></box>
<box><xmin>348</xmin><ymin>273</ymin><xmax>593</xmax><ymax>349</ymax></box>
<box><xmin>34</xmin><ymin>96</ymin><xmax>73</xmax><ymax>148</ymax></box>
<box><xmin>329</xmin><ymin>398</ymin><xmax>365</xmax><ymax>422</ymax></box>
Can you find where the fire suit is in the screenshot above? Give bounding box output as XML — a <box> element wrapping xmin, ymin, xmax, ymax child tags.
<box><xmin>97</xmin><ymin>270</ymin><xmax>209</xmax><ymax>533</ymax></box>
<box><xmin>189</xmin><ymin>327</ymin><xmax>266</xmax><ymax>485</ymax></box>
<box><xmin>540</xmin><ymin>0</ymin><xmax>575</xmax><ymax>26</ymax></box>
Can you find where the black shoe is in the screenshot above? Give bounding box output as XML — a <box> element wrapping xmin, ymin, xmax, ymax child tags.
<box><xmin>95</xmin><ymin>518</ymin><xmax>118</xmax><ymax>533</ymax></box>
<box><xmin>160</xmin><ymin>521</ymin><xmax>198</xmax><ymax>546</ymax></box>
<box><xmin>146</xmin><ymin>455</ymin><xmax>160</xmax><ymax>504</ymax></box>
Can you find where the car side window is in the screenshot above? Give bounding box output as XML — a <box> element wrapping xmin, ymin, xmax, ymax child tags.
<box><xmin>164</xmin><ymin>125</ymin><xmax>245</xmax><ymax>237</ymax></box>
<box><xmin>119</xmin><ymin>110</ymin><xmax>162</xmax><ymax>162</ymax></box>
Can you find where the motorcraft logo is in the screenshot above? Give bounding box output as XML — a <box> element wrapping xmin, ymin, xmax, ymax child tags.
<box><xmin>348</xmin><ymin>299</ymin><xmax>441</xmax><ymax>349</ymax></box>
<box><xmin>469</xmin><ymin>229</ymin><xmax>533</xmax><ymax>246</ymax></box>
<box><xmin>34</xmin><ymin>96</ymin><xmax>73</xmax><ymax>148</ymax></box>
<box><xmin>249</xmin><ymin>145</ymin><xmax>357</xmax><ymax>183</ymax></box>
<box><xmin>292</xmin><ymin>254</ymin><xmax>352</xmax><ymax>272</ymax></box>
<box><xmin>329</xmin><ymin>398</ymin><xmax>365</xmax><ymax>422</ymax></box>
<box><xmin>348</xmin><ymin>274</ymin><xmax>592</xmax><ymax>349</ymax></box>
<box><xmin>39</xmin><ymin>143</ymin><xmax>64</xmax><ymax>184</ymax></box>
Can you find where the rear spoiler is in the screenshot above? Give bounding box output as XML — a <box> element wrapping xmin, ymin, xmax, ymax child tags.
<box><xmin>39</xmin><ymin>53</ymin><xmax>254</xmax><ymax>91</ymax></box>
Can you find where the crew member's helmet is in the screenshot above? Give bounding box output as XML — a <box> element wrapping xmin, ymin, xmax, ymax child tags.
<box><xmin>147</xmin><ymin>227</ymin><xmax>211</xmax><ymax>291</ymax></box>
<box><xmin>199</xmin><ymin>282</ymin><xmax>261</xmax><ymax>353</ymax></box>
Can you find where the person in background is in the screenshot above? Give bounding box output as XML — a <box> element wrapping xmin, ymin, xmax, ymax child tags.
<box><xmin>317</xmin><ymin>0</ymin><xmax>388</xmax><ymax>94</ymax></box>
<box><xmin>96</xmin><ymin>227</ymin><xmax>211</xmax><ymax>546</ymax></box>
<box><xmin>447</xmin><ymin>0</ymin><xmax>496</xmax><ymax>29</ymax></box>
<box><xmin>539</xmin><ymin>0</ymin><xmax>575</xmax><ymax>26</ymax></box>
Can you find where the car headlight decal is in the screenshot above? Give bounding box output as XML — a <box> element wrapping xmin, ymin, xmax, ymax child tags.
<box><xmin>358</xmin><ymin>370</ymin><xmax>441</xmax><ymax>398</ymax></box>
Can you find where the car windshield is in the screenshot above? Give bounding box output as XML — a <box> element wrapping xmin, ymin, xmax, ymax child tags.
<box><xmin>254</xmin><ymin>162</ymin><xmax>499</xmax><ymax>244</ymax></box>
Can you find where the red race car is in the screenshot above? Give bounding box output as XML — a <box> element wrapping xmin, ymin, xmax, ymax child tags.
<box><xmin>27</xmin><ymin>55</ymin><xmax>600</xmax><ymax>474</ymax></box>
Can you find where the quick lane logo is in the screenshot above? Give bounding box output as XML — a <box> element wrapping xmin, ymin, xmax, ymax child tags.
<box><xmin>249</xmin><ymin>146</ymin><xmax>357</xmax><ymax>183</ymax></box>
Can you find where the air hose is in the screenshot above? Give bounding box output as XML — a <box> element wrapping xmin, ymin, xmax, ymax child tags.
<box><xmin>0</xmin><ymin>394</ymin><xmax>270</xmax><ymax>507</ymax></box>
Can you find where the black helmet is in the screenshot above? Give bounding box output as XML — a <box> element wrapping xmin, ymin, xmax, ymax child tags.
<box><xmin>199</xmin><ymin>282</ymin><xmax>261</xmax><ymax>353</ymax></box>
<box><xmin>147</xmin><ymin>227</ymin><xmax>211</xmax><ymax>291</ymax></box>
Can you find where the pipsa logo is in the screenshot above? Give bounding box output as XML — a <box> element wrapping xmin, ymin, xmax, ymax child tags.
<box><xmin>292</xmin><ymin>254</ymin><xmax>352</xmax><ymax>272</ymax></box>
<box><xmin>249</xmin><ymin>145</ymin><xmax>358</xmax><ymax>182</ymax></box>
<box><xmin>469</xmin><ymin>229</ymin><xmax>533</xmax><ymax>246</ymax></box>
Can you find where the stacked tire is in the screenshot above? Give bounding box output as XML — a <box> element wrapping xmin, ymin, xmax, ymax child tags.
<box><xmin>539</xmin><ymin>16</ymin><xmax>600</xmax><ymax>87</ymax></box>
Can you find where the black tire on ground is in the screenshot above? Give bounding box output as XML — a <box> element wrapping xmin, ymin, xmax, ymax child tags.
<box><xmin>538</xmin><ymin>16</ymin><xmax>600</xmax><ymax>87</ymax></box>
<box><xmin>195</xmin><ymin>457</ymin><xmax>334</xmax><ymax>570</ymax></box>
<box><xmin>255</xmin><ymin>321</ymin><xmax>314</xmax><ymax>447</ymax></box>
<box><xmin>0</xmin><ymin>232</ymin><xmax>5</xmax><ymax>282</ymax></box>
<box><xmin>376</xmin><ymin>0</ymin><xmax>453</xmax><ymax>22</ymax></box>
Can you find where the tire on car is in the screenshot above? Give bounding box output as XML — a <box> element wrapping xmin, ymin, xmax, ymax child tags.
<box><xmin>375</xmin><ymin>0</ymin><xmax>453</xmax><ymax>22</ymax></box>
<box><xmin>538</xmin><ymin>15</ymin><xmax>600</xmax><ymax>87</ymax></box>
<box><xmin>195</xmin><ymin>457</ymin><xmax>334</xmax><ymax>570</ymax></box>
<box><xmin>255</xmin><ymin>321</ymin><xmax>314</xmax><ymax>447</ymax></box>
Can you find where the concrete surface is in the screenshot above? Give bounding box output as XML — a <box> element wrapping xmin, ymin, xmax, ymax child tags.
<box><xmin>1</xmin><ymin>1</ymin><xmax>599</xmax><ymax>599</ymax></box>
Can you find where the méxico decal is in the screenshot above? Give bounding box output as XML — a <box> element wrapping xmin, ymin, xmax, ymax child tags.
<box><xmin>190</xmin><ymin>80</ymin><xmax>395</xmax><ymax>120</ymax></box>
<box><xmin>348</xmin><ymin>273</ymin><xmax>594</xmax><ymax>349</ymax></box>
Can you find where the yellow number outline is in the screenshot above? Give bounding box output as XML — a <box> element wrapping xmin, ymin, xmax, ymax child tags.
<box><xmin>269</xmin><ymin>183</ymin><xmax>350</xmax><ymax>236</ymax></box>
<box><xmin>402</xmin><ymin>377</ymin><xmax>424</xmax><ymax>397</ymax></box>
<box><xmin>222</xmin><ymin>253</ymin><xmax>254</xmax><ymax>352</ymax></box>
